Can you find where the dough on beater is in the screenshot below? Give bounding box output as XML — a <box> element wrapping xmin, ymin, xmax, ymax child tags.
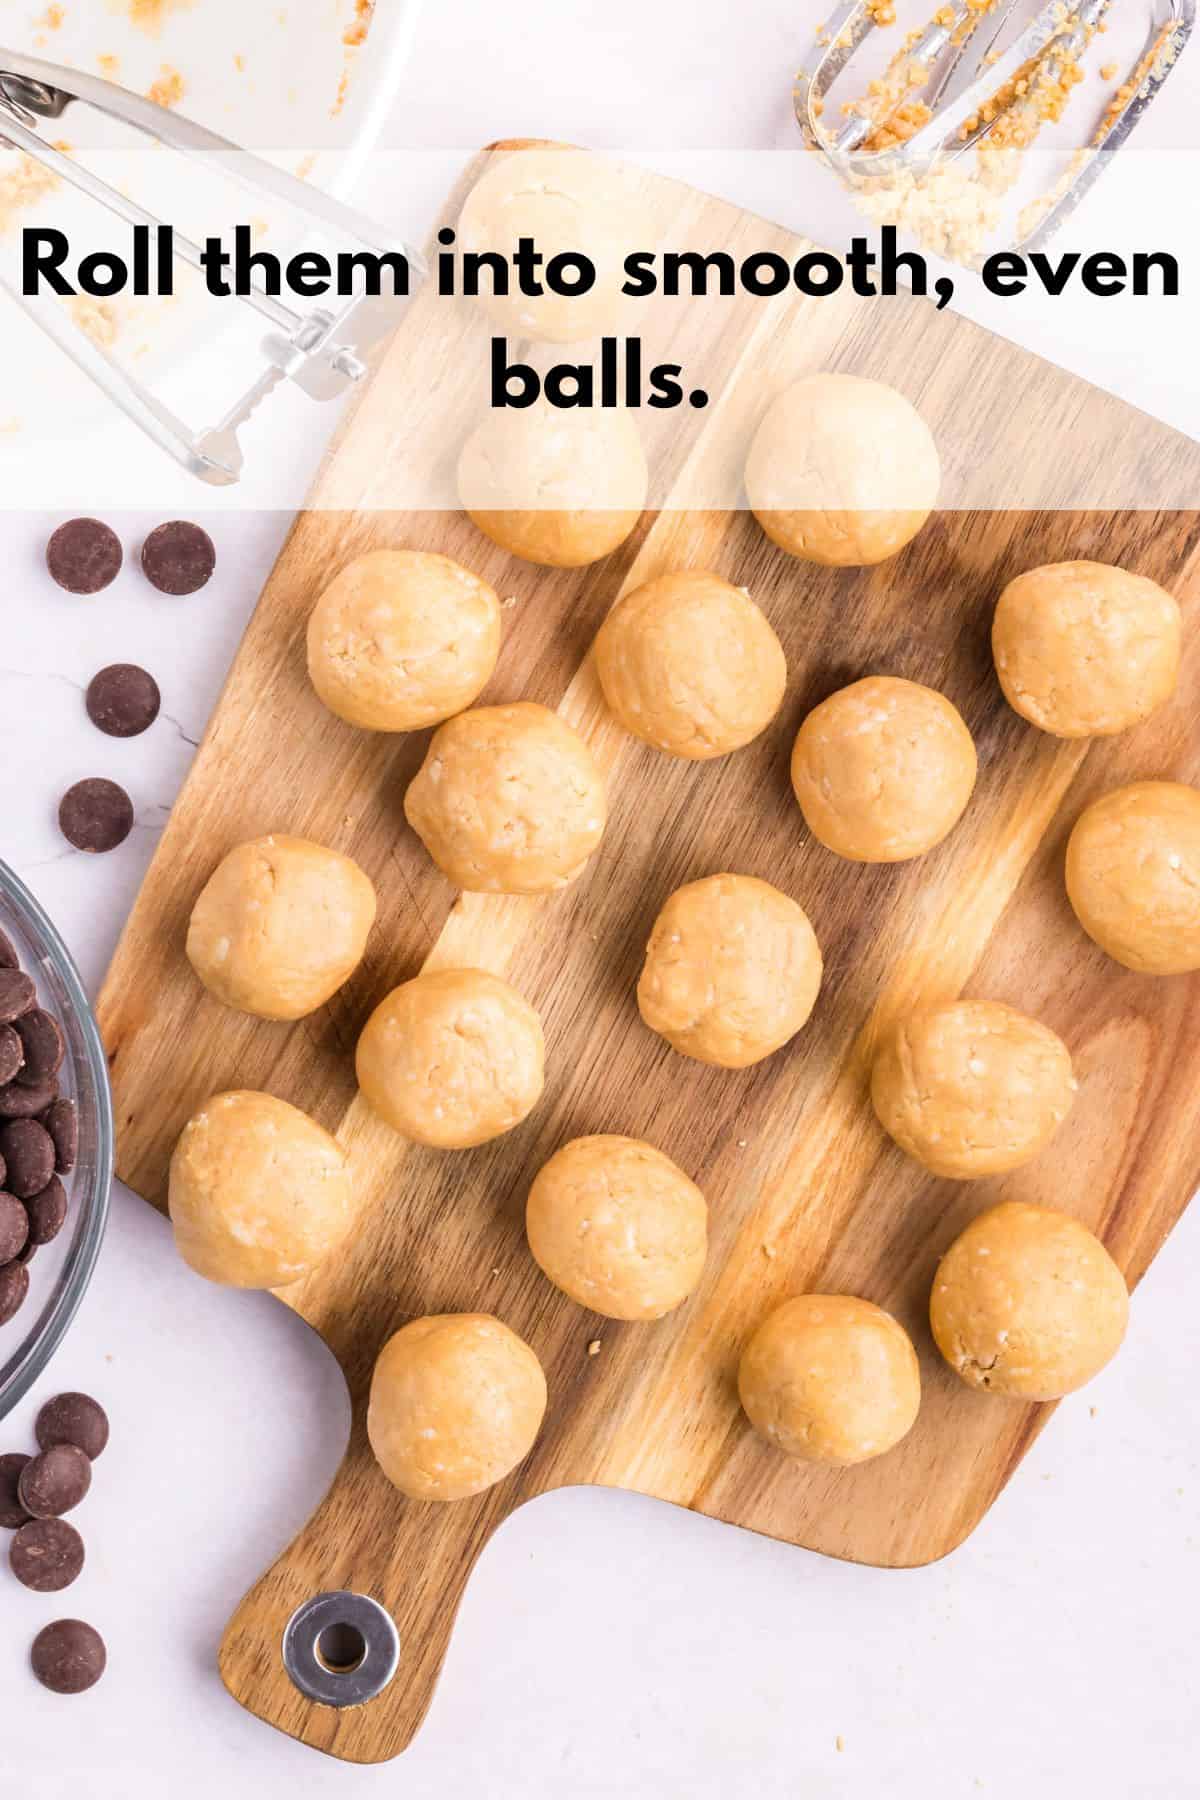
<box><xmin>169</xmin><ymin>1090</ymin><xmax>357</xmax><ymax>1289</ymax></box>
<box><xmin>638</xmin><ymin>873</ymin><xmax>822</xmax><ymax>1067</ymax></box>
<box><xmin>404</xmin><ymin>701</ymin><xmax>607</xmax><ymax>894</ymax></box>
<box><xmin>368</xmin><ymin>1313</ymin><xmax>547</xmax><ymax>1502</ymax></box>
<box><xmin>871</xmin><ymin>999</ymin><xmax>1076</xmax><ymax>1179</ymax></box>
<box><xmin>186</xmin><ymin>835</ymin><xmax>376</xmax><ymax>1020</ymax></box>
<box><xmin>791</xmin><ymin>676</ymin><xmax>976</xmax><ymax>862</ymax></box>
<box><xmin>526</xmin><ymin>1135</ymin><xmax>707</xmax><ymax>1321</ymax></box>
<box><xmin>306</xmin><ymin>549</ymin><xmax>501</xmax><ymax>732</ymax></box>
<box><xmin>458</xmin><ymin>402</ymin><xmax>648</xmax><ymax>568</ymax></box>
<box><xmin>1065</xmin><ymin>780</ymin><xmax>1200</xmax><ymax>974</ymax></box>
<box><xmin>738</xmin><ymin>1294</ymin><xmax>921</xmax><ymax>1466</ymax></box>
<box><xmin>745</xmin><ymin>373</ymin><xmax>939</xmax><ymax>566</ymax></box>
<box><xmin>930</xmin><ymin>1201</ymin><xmax>1128</xmax><ymax>1400</ymax></box>
<box><xmin>356</xmin><ymin>968</ymin><xmax>545</xmax><ymax>1148</ymax></box>
<box><xmin>992</xmin><ymin>560</ymin><xmax>1181</xmax><ymax>738</ymax></box>
<box><xmin>594</xmin><ymin>570</ymin><xmax>787</xmax><ymax>760</ymax></box>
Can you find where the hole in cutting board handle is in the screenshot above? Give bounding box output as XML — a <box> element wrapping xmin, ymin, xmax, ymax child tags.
<box><xmin>282</xmin><ymin>1592</ymin><xmax>400</xmax><ymax>1708</ymax></box>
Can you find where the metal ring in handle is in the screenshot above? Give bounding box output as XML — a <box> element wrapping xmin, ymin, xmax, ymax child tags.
<box><xmin>282</xmin><ymin>1591</ymin><xmax>401</xmax><ymax>1710</ymax></box>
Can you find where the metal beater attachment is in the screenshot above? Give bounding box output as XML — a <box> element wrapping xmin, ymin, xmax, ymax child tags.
<box><xmin>0</xmin><ymin>50</ymin><xmax>419</xmax><ymax>484</ymax></box>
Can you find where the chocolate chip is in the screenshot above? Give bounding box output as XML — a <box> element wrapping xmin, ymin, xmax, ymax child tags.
<box><xmin>0</xmin><ymin>1453</ymin><xmax>31</xmax><ymax>1528</ymax></box>
<box><xmin>0</xmin><ymin>1260</ymin><xmax>29</xmax><ymax>1325</ymax></box>
<box><xmin>18</xmin><ymin>1443</ymin><xmax>91</xmax><ymax>1518</ymax></box>
<box><xmin>141</xmin><ymin>519</ymin><xmax>215</xmax><ymax>595</ymax></box>
<box><xmin>0</xmin><ymin>1120</ymin><xmax>55</xmax><ymax>1198</ymax></box>
<box><xmin>14</xmin><ymin>1008</ymin><xmax>64</xmax><ymax>1086</ymax></box>
<box><xmin>31</xmin><ymin>1618</ymin><xmax>106</xmax><ymax>1693</ymax></box>
<box><xmin>0</xmin><ymin>1193</ymin><xmax>29</xmax><ymax>1263</ymax></box>
<box><xmin>36</xmin><ymin>1393</ymin><xmax>109</xmax><ymax>1462</ymax></box>
<box><xmin>40</xmin><ymin>1097</ymin><xmax>78</xmax><ymax>1174</ymax></box>
<box><xmin>17</xmin><ymin>1240</ymin><xmax>37</xmax><ymax>1267</ymax></box>
<box><xmin>86</xmin><ymin>663</ymin><xmax>162</xmax><ymax>739</ymax></box>
<box><xmin>11</xmin><ymin>1517</ymin><xmax>85</xmax><ymax>1592</ymax></box>
<box><xmin>0</xmin><ymin>968</ymin><xmax>35</xmax><ymax>1024</ymax></box>
<box><xmin>26</xmin><ymin>1175</ymin><xmax>67</xmax><ymax>1246</ymax></box>
<box><xmin>0</xmin><ymin>928</ymin><xmax>16</xmax><ymax>969</ymax></box>
<box><xmin>0</xmin><ymin>1074</ymin><xmax>59</xmax><ymax>1119</ymax></box>
<box><xmin>59</xmin><ymin>778</ymin><xmax>134</xmax><ymax>854</ymax></box>
<box><xmin>46</xmin><ymin>519</ymin><xmax>123</xmax><ymax>596</ymax></box>
<box><xmin>0</xmin><ymin>1024</ymin><xmax>24</xmax><ymax>1086</ymax></box>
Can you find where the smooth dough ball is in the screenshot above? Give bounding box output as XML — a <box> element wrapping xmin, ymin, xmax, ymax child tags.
<box><xmin>930</xmin><ymin>1201</ymin><xmax>1129</xmax><ymax>1400</ymax></box>
<box><xmin>738</xmin><ymin>1294</ymin><xmax>921</xmax><ymax>1466</ymax></box>
<box><xmin>368</xmin><ymin>1314</ymin><xmax>547</xmax><ymax>1502</ymax></box>
<box><xmin>745</xmin><ymin>373</ymin><xmax>940</xmax><ymax>566</ymax></box>
<box><xmin>404</xmin><ymin>702</ymin><xmax>607</xmax><ymax>894</ymax></box>
<box><xmin>526</xmin><ymin>1135</ymin><xmax>707</xmax><ymax>1321</ymax></box>
<box><xmin>1065</xmin><ymin>781</ymin><xmax>1200</xmax><ymax>974</ymax></box>
<box><xmin>791</xmin><ymin>676</ymin><xmax>977</xmax><ymax>862</ymax></box>
<box><xmin>993</xmin><ymin>561</ymin><xmax>1180</xmax><ymax>738</ymax></box>
<box><xmin>458</xmin><ymin>147</ymin><xmax>639</xmax><ymax>343</ymax></box>
<box><xmin>458</xmin><ymin>403</ymin><xmax>648</xmax><ymax>568</ymax></box>
<box><xmin>306</xmin><ymin>549</ymin><xmax>501</xmax><ymax>732</ymax></box>
<box><xmin>356</xmin><ymin>968</ymin><xmax>544</xmax><ymax>1148</ymax></box>
<box><xmin>594</xmin><ymin>571</ymin><xmax>787</xmax><ymax>760</ymax></box>
<box><xmin>186</xmin><ymin>835</ymin><xmax>376</xmax><ymax>1021</ymax></box>
<box><xmin>169</xmin><ymin>1090</ymin><xmax>356</xmax><ymax>1289</ymax></box>
<box><xmin>871</xmin><ymin>1000</ymin><xmax>1075</xmax><ymax>1179</ymax></box>
<box><xmin>638</xmin><ymin>873</ymin><xmax>822</xmax><ymax>1067</ymax></box>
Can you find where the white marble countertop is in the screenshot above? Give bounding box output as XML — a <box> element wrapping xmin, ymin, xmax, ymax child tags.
<box><xmin>2</xmin><ymin>2</ymin><xmax>1199</xmax><ymax>1794</ymax></box>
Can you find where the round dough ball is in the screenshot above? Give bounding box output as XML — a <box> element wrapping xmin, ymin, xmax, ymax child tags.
<box><xmin>356</xmin><ymin>968</ymin><xmax>544</xmax><ymax>1148</ymax></box>
<box><xmin>738</xmin><ymin>1294</ymin><xmax>920</xmax><ymax>1466</ymax></box>
<box><xmin>169</xmin><ymin>1090</ymin><xmax>356</xmax><ymax>1289</ymax></box>
<box><xmin>871</xmin><ymin>999</ymin><xmax>1075</xmax><ymax>1179</ymax></box>
<box><xmin>368</xmin><ymin>1313</ymin><xmax>547</xmax><ymax>1502</ymax></box>
<box><xmin>404</xmin><ymin>702</ymin><xmax>606</xmax><ymax>894</ymax></box>
<box><xmin>930</xmin><ymin>1201</ymin><xmax>1129</xmax><ymax>1400</ymax></box>
<box><xmin>458</xmin><ymin>403</ymin><xmax>648</xmax><ymax>568</ymax></box>
<box><xmin>993</xmin><ymin>561</ymin><xmax>1180</xmax><ymax>739</ymax></box>
<box><xmin>791</xmin><ymin>676</ymin><xmax>976</xmax><ymax>863</ymax></box>
<box><xmin>186</xmin><ymin>835</ymin><xmax>376</xmax><ymax>1021</ymax></box>
<box><xmin>745</xmin><ymin>373</ymin><xmax>939</xmax><ymax>566</ymax></box>
<box><xmin>457</xmin><ymin>147</ymin><xmax>639</xmax><ymax>343</ymax></box>
<box><xmin>1065</xmin><ymin>781</ymin><xmax>1200</xmax><ymax>974</ymax></box>
<box><xmin>526</xmin><ymin>1135</ymin><xmax>707</xmax><ymax>1321</ymax></box>
<box><xmin>594</xmin><ymin>571</ymin><xmax>787</xmax><ymax>760</ymax></box>
<box><xmin>306</xmin><ymin>549</ymin><xmax>501</xmax><ymax>732</ymax></box>
<box><xmin>638</xmin><ymin>873</ymin><xmax>822</xmax><ymax>1068</ymax></box>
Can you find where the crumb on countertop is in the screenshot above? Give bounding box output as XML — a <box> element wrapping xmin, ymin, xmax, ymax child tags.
<box><xmin>148</xmin><ymin>65</ymin><xmax>187</xmax><ymax>109</ymax></box>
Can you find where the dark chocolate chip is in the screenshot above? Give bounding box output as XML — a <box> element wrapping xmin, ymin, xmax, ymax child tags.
<box><xmin>11</xmin><ymin>1517</ymin><xmax>85</xmax><ymax>1592</ymax></box>
<box><xmin>0</xmin><ymin>1193</ymin><xmax>29</xmax><ymax>1263</ymax></box>
<box><xmin>0</xmin><ymin>1120</ymin><xmax>55</xmax><ymax>1198</ymax></box>
<box><xmin>31</xmin><ymin>1618</ymin><xmax>106</xmax><ymax>1693</ymax></box>
<box><xmin>40</xmin><ymin>1097</ymin><xmax>78</xmax><ymax>1174</ymax></box>
<box><xmin>46</xmin><ymin>519</ymin><xmax>123</xmax><ymax>596</ymax></box>
<box><xmin>26</xmin><ymin>1175</ymin><xmax>67</xmax><ymax>1246</ymax></box>
<box><xmin>36</xmin><ymin>1394</ymin><xmax>109</xmax><ymax>1462</ymax></box>
<box><xmin>0</xmin><ymin>1260</ymin><xmax>29</xmax><ymax>1325</ymax></box>
<box><xmin>0</xmin><ymin>1452</ymin><xmax>31</xmax><ymax>1528</ymax></box>
<box><xmin>0</xmin><ymin>968</ymin><xmax>35</xmax><ymax>1023</ymax></box>
<box><xmin>141</xmin><ymin>519</ymin><xmax>215</xmax><ymax>595</ymax></box>
<box><xmin>0</xmin><ymin>1074</ymin><xmax>59</xmax><ymax>1119</ymax></box>
<box><xmin>0</xmin><ymin>928</ymin><xmax>16</xmax><ymax>970</ymax></box>
<box><xmin>18</xmin><ymin>1443</ymin><xmax>91</xmax><ymax>1518</ymax></box>
<box><xmin>86</xmin><ymin>663</ymin><xmax>161</xmax><ymax>739</ymax></box>
<box><xmin>0</xmin><ymin>1023</ymin><xmax>23</xmax><ymax>1086</ymax></box>
<box><xmin>59</xmin><ymin>778</ymin><xmax>134</xmax><ymax>854</ymax></box>
<box><xmin>17</xmin><ymin>1240</ymin><xmax>37</xmax><ymax>1267</ymax></box>
<box><xmin>14</xmin><ymin>1008</ymin><xmax>64</xmax><ymax>1086</ymax></box>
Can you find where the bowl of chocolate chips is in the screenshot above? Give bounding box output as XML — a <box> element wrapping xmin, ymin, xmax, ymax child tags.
<box><xmin>0</xmin><ymin>861</ymin><xmax>112</xmax><ymax>1421</ymax></box>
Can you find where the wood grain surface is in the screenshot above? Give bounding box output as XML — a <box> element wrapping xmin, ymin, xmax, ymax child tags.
<box><xmin>98</xmin><ymin>150</ymin><xmax>1200</xmax><ymax>1763</ymax></box>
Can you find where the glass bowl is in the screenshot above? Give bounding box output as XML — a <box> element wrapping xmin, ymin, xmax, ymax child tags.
<box><xmin>0</xmin><ymin>859</ymin><xmax>113</xmax><ymax>1421</ymax></box>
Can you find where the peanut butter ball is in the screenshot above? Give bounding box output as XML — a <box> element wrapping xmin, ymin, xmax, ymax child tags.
<box><xmin>1066</xmin><ymin>781</ymin><xmax>1200</xmax><ymax>974</ymax></box>
<box><xmin>526</xmin><ymin>1135</ymin><xmax>707</xmax><ymax>1321</ymax></box>
<box><xmin>594</xmin><ymin>571</ymin><xmax>787</xmax><ymax>760</ymax></box>
<box><xmin>458</xmin><ymin>402</ymin><xmax>648</xmax><ymax>568</ymax></box>
<box><xmin>746</xmin><ymin>373</ymin><xmax>939</xmax><ymax>566</ymax></box>
<box><xmin>638</xmin><ymin>873</ymin><xmax>822</xmax><ymax>1067</ymax></box>
<box><xmin>993</xmin><ymin>560</ymin><xmax>1180</xmax><ymax>738</ymax></box>
<box><xmin>930</xmin><ymin>1201</ymin><xmax>1129</xmax><ymax>1400</ymax></box>
<box><xmin>306</xmin><ymin>549</ymin><xmax>501</xmax><ymax>732</ymax></box>
<box><xmin>368</xmin><ymin>1314</ymin><xmax>547</xmax><ymax>1502</ymax></box>
<box><xmin>405</xmin><ymin>702</ymin><xmax>606</xmax><ymax>895</ymax></box>
<box><xmin>169</xmin><ymin>1091</ymin><xmax>357</xmax><ymax>1289</ymax></box>
<box><xmin>791</xmin><ymin>676</ymin><xmax>976</xmax><ymax>862</ymax></box>
<box><xmin>871</xmin><ymin>999</ymin><xmax>1075</xmax><ymax>1179</ymax></box>
<box><xmin>186</xmin><ymin>835</ymin><xmax>376</xmax><ymax>1021</ymax></box>
<box><xmin>356</xmin><ymin>968</ymin><xmax>545</xmax><ymax>1148</ymax></box>
<box><xmin>738</xmin><ymin>1295</ymin><xmax>921</xmax><ymax>1466</ymax></box>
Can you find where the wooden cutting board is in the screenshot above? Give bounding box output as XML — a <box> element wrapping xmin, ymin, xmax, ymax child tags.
<box><xmin>98</xmin><ymin>147</ymin><xmax>1200</xmax><ymax>1765</ymax></box>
